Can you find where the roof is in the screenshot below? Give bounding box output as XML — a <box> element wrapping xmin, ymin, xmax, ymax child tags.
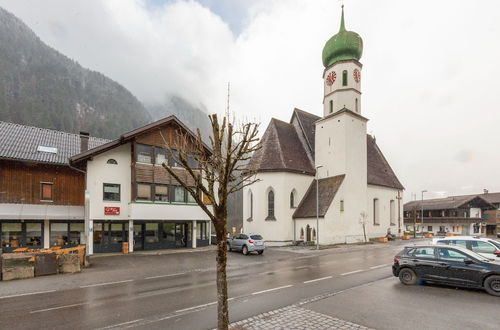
<box><xmin>293</xmin><ymin>174</ymin><xmax>345</xmax><ymax>218</ymax></box>
<box><xmin>367</xmin><ymin>135</ymin><xmax>404</xmax><ymax>190</ymax></box>
<box><xmin>292</xmin><ymin>108</ymin><xmax>320</xmax><ymax>159</ymax></box>
<box><xmin>0</xmin><ymin>121</ymin><xmax>109</xmax><ymax>165</ymax></box>
<box><xmin>70</xmin><ymin>115</ymin><xmax>211</xmax><ymax>163</ymax></box>
<box><xmin>404</xmin><ymin>195</ymin><xmax>495</xmax><ymax>211</ymax></box>
<box><xmin>249</xmin><ymin>118</ymin><xmax>315</xmax><ymax>175</ymax></box>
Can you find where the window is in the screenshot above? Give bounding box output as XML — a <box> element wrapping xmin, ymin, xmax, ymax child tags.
<box><xmin>26</xmin><ymin>223</ymin><xmax>42</xmax><ymax>247</ymax></box>
<box><xmin>312</xmin><ymin>228</ymin><xmax>316</xmax><ymax>239</ymax></box>
<box><xmin>438</xmin><ymin>248</ymin><xmax>468</xmax><ymax>262</ymax></box>
<box><xmin>290</xmin><ymin>190</ymin><xmax>297</xmax><ymax>208</ymax></box>
<box><xmin>173</xmin><ymin>186</ymin><xmax>185</xmax><ymax>202</ymax></box>
<box><xmin>50</xmin><ymin>222</ymin><xmax>68</xmax><ymax>246</ymax></box>
<box><xmin>103</xmin><ymin>183</ymin><xmax>120</xmax><ymax>201</ymax></box>
<box><xmin>329</xmin><ymin>100</ymin><xmax>333</xmax><ymax>113</ymax></box>
<box><xmin>450</xmin><ymin>240</ymin><xmax>467</xmax><ymax>248</ymax></box>
<box><xmin>249</xmin><ymin>191</ymin><xmax>253</xmax><ymax>219</ymax></box>
<box><xmin>69</xmin><ymin>223</ymin><xmax>84</xmax><ymax>245</ymax></box>
<box><xmin>427</xmin><ymin>226</ymin><xmax>433</xmax><ymax>232</ymax></box>
<box><xmin>136</xmin><ymin>183</ymin><xmax>151</xmax><ymax>201</ymax></box>
<box><xmin>187</xmin><ymin>154</ymin><xmax>199</xmax><ymax>168</ymax></box>
<box><xmin>187</xmin><ymin>188</ymin><xmax>197</xmax><ymax>203</ymax></box>
<box><xmin>340</xmin><ymin>200</ymin><xmax>344</xmax><ymax>212</ymax></box>
<box><xmin>169</xmin><ymin>150</ymin><xmax>182</xmax><ymax>167</ymax></box>
<box><xmin>355</xmin><ymin>98</ymin><xmax>358</xmax><ymax>112</ymax></box>
<box><xmin>413</xmin><ymin>247</ymin><xmax>435</xmax><ymax>258</ymax></box>
<box><xmin>41</xmin><ymin>182</ymin><xmax>53</xmax><ymax>201</ymax></box>
<box><xmin>267</xmin><ymin>190</ymin><xmax>275</xmax><ymax>219</ymax></box>
<box><xmin>145</xmin><ymin>223</ymin><xmax>159</xmax><ymax>243</ymax></box>
<box><xmin>471</xmin><ymin>241</ymin><xmax>496</xmax><ymax>254</ymax></box>
<box><xmin>197</xmin><ymin>222</ymin><xmax>208</xmax><ymax>240</ymax></box>
<box><xmin>300</xmin><ymin>228</ymin><xmax>304</xmax><ymax>239</ymax></box>
<box><xmin>154</xmin><ymin>184</ymin><xmax>169</xmax><ymax>202</ymax></box>
<box><xmin>106</xmin><ymin>159</ymin><xmax>118</xmax><ymax>165</ymax></box>
<box><xmin>373</xmin><ymin>198</ymin><xmax>379</xmax><ymax>225</ymax></box>
<box><xmin>342</xmin><ymin>70</ymin><xmax>348</xmax><ymax>86</ymax></box>
<box><xmin>390</xmin><ymin>200</ymin><xmax>395</xmax><ymax>225</ymax></box>
<box><xmin>1</xmin><ymin>223</ymin><xmax>22</xmax><ymax>248</ymax></box>
<box><xmin>163</xmin><ymin>223</ymin><xmax>175</xmax><ymax>242</ymax></box>
<box><xmin>136</xmin><ymin>144</ymin><xmax>153</xmax><ymax>163</ymax></box>
<box><xmin>155</xmin><ymin>147</ymin><xmax>167</xmax><ymax>165</ymax></box>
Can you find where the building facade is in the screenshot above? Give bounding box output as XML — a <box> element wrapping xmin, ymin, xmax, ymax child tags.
<box><xmin>243</xmin><ymin>8</ymin><xmax>404</xmax><ymax>245</ymax></box>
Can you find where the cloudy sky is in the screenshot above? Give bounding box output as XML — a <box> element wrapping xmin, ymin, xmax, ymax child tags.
<box><xmin>1</xmin><ymin>0</ymin><xmax>499</xmax><ymax>201</ymax></box>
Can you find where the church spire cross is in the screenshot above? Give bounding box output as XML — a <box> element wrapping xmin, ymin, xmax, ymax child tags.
<box><xmin>339</xmin><ymin>4</ymin><xmax>346</xmax><ymax>32</ymax></box>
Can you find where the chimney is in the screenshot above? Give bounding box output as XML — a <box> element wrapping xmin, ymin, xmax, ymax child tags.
<box><xmin>80</xmin><ymin>131</ymin><xmax>90</xmax><ymax>152</ymax></box>
<box><xmin>483</xmin><ymin>189</ymin><xmax>489</xmax><ymax>195</ymax></box>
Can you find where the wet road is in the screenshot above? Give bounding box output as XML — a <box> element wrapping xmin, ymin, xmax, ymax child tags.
<box><xmin>0</xmin><ymin>241</ymin><xmax>496</xmax><ymax>329</ymax></box>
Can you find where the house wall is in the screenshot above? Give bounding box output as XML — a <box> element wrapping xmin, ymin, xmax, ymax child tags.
<box><xmin>243</xmin><ymin>172</ymin><xmax>313</xmax><ymax>243</ymax></box>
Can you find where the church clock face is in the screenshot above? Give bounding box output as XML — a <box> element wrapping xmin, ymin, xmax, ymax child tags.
<box><xmin>353</xmin><ymin>69</ymin><xmax>361</xmax><ymax>83</ymax></box>
<box><xmin>326</xmin><ymin>71</ymin><xmax>336</xmax><ymax>86</ymax></box>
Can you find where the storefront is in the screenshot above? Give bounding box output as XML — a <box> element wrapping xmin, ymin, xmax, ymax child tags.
<box><xmin>93</xmin><ymin>221</ymin><xmax>128</xmax><ymax>253</ymax></box>
<box><xmin>133</xmin><ymin>221</ymin><xmax>190</xmax><ymax>251</ymax></box>
<box><xmin>0</xmin><ymin>221</ymin><xmax>44</xmax><ymax>252</ymax></box>
<box><xmin>49</xmin><ymin>221</ymin><xmax>85</xmax><ymax>248</ymax></box>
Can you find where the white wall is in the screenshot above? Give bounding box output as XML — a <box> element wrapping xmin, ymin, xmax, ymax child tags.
<box><xmin>130</xmin><ymin>203</ymin><xmax>210</xmax><ymax>221</ymax></box>
<box><xmin>87</xmin><ymin>143</ymin><xmax>132</xmax><ymax>220</ymax></box>
<box><xmin>323</xmin><ymin>61</ymin><xmax>362</xmax><ymax>116</ymax></box>
<box><xmin>365</xmin><ymin>185</ymin><xmax>403</xmax><ymax>238</ymax></box>
<box><xmin>243</xmin><ymin>172</ymin><xmax>313</xmax><ymax>242</ymax></box>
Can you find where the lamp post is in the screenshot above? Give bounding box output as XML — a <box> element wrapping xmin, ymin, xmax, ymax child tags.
<box><xmin>316</xmin><ymin>165</ymin><xmax>323</xmax><ymax>250</ymax></box>
<box><xmin>421</xmin><ymin>190</ymin><xmax>427</xmax><ymax>237</ymax></box>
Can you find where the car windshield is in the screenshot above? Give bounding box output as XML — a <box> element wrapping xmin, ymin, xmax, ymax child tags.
<box><xmin>250</xmin><ymin>235</ymin><xmax>263</xmax><ymax>240</ymax></box>
<box><xmin>487</xmin><ymin>239</ymin><xmax>500</xmax><ymax>249</ymax></box>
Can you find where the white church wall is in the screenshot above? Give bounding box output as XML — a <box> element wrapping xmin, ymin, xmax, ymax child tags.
<box><xmin>243</xmin><ymin>172</ymin><xmax>313</xmax><ymax>243</ymax></box>
<box><xmin>365</xmin><ymin>185</ymin><xmax>403</xmax><ymax>239</ymax></box>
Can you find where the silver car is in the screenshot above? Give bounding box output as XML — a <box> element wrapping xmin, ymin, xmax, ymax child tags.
<box><xmin>228</xmin><ymin>233</ymin><xmax>265</xmax><ymax>255</ymax></box>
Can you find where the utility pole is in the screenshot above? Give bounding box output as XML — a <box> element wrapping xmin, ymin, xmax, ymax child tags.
<box><xmin>396</xmin><ymin>190</ymin><xmax>402</xmax><ymax>235</ymax></box>
<box><xmin>315</xmin><ymin>165</ymin><xmax>323</xmax><ymax>250</ymax></box>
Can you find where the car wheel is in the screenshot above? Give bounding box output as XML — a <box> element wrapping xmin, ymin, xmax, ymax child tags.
<box><xmin>399</xmin><ymin>268</ymin><xmax>418</xmax><ymax>285</ymax></box>
<box><xmin>242</xmin><ymin>245</ymin><xmax>249</xmax><ymax>255</ymax></box>
<box><xmin>257</xmin><ymin>250</ymin><xmax>264</xmax><ymax>255</ymax></box>
<box><xmin>484</xmin><ymin>275</ymin><xmax>500</xmax><ymax>296</ymax></box>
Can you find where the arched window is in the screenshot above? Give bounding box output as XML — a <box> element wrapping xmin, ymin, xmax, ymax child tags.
<box><xmin>300</xmin><ymin>228</ymin><xmax>304</xmax><ymax>239</ymax></box>
<box><xmin>342</xmin><ymin>70</ymin><xmax>348</xmax><ymax>86</ymax></box>
<box><xmin>107</xmin><ymin>159</ymin><xmax>118</xmax><ymax>165</ymax></box>
<box><xmin>312</xmin><ymin>228</ymin><xmax>316</xmax><ymax>239</ymax></box>
<box><xmin>267</xmin><ymin>189</ymin><xmax>275</xmax><ymax>219</ymax></box>
<box><xmin>290</xmin><ymin>189</ymin><xmax>297</xmax><ymax>208</ymax></box>
<box><xmin>248</xmin><ymin>190</ymin><xmax>253</xmax><ymax>220</ymax></box>
<box><xmin>329</xmin><ymin>100</ymin><xmax>333</xmax><ymax>113</ymax></box>
<box><xmin>355</xmin><ymin>98</ymin><xmax>358</xmax><ymax>112</ymax></box>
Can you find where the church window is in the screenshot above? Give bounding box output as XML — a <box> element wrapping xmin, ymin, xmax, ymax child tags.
<box><xmin>340</xmin><ymin>200</ymin><xmax>344</xmax><ymax>212</ymax></box>
<box><xmin>342</xmin><ymin>70</ymin><xmax>348</xmax><ymax>86</ymax></box>
<box><xmin>290</xmin><ymin>189</ymin><xmax>297</xmax><ymax>208</ymax></box>
<box><xmin>355</xmin><ymin>98</ymin><xmax>358</xmax><ymax>112</ymax></box>
<box><xmin>312</xmin><ymin>228</ymin><xmax>316</xmax><ymax>240</ymax></box>
<box><xmin>248</xmin><ymin>190</ymin><xmax>253</xmax><ymax>219</ymax></box>
<box><xmin>267</xmin><ymin>189</ymin><xmax>275</xmax><ymax>219</ymax></box>
<box><xmin>106</xmin><ymin>159</ymin><xmax>118</xmax><ymax>165</ymax></box>
<box><xmin>373</xmin><ymin>198</ymin><xmax>380</xmax><ymax>225</ymax></box>
<box><xmin>390</xmin><ymin>200</ymin><xmax>395</xmax><ymax>225</ymax></box>
<box><xmin>329</xmin><ymin>100</ymin><xmax>333</xmax><ymax>113</ymax></box>
<box><xmin>300</xmin><ymin>228</ymin><xmax>304</xmax><ymax>239</ymax></box>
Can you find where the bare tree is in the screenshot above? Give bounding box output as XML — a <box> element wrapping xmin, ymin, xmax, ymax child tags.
<box><xmin>359</xmin><ymin>211</ymin><xmax>368</xmax><ymax>243</ymax></box>
<box><xmin>161</xmin><ymin>114</ymin><xmax>260</xmax><ymax>330</ymax></box>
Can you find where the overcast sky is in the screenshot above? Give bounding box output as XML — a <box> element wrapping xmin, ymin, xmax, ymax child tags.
<box><xmin>1</xmin><ymin>0</ymin><xmax>499</xmax><ymax>201</ymax></box>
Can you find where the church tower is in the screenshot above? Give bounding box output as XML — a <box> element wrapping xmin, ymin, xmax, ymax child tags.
<box><xmin>315</xmin><ymin>6</ymin><xmax>368</xmax><ymax>220</ymax></box>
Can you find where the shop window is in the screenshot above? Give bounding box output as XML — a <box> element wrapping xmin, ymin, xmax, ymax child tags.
<box><xmin>163</xmin><ymin>223</ymin><xmax>175</xmax><ymax>242</ymax></box>
<box><xmin>145</xmin><ymin>223</ymin><xmax>159</xmax><ymax>243</ymax></box>
<box><xmin>26</xmin><ymin>223</ymin><xmax>42</xmax><ymax>247</ymax></box>
<box><xmin>93</xmin><ymin>223</ymin><xmax>105</xmax><ymax>244</ymax></box>
<box><xmin>155</xmin><ymin>147</ymin><xmax>167</xmax><ymax>165</ymax></box>
<box><xmin>197</xmin><ymin>222</ymin><xmax>208</xmax><ymax>240</ymax></box>
<box><xmin>136</xmin><ymin>183</ymin><xmax>152</xmax><ymax>201</ymax></box>
<box><xmin>69</xmin><ymin>223</ymin><xmax>84</xmax><ymax>245</ymax></box>
<box><xmin>50</xmin><ymin>223</ymin><xmax>68</xmax><ymax>246</ymax></box>
<box><xmin>106</xmin><ymin>159</ymin><xmax>118</xmax><ymax>165</ymax></box>
<box><xmin>110</xmin><ymin>223</ymin><xmax>124</xmax><ymax>244</ymax></box>
<box><xmin>373</xmin><ymin>198</ymin><xmax>380</xmax><ymax>225</ymax></box>
<box><xmin>173</xmin><ymin>186</ymin><xmax>185</xmax><ymax>203</ymax></box>
<box><xmin>154</xmin><ymin>184</ymin><xmax>169</xmax><ymax>202</ymax></box>
<box><xmin>1</xmin><ymin>223</ymin><xmax>22</xmax><ymax>248</ymax></box>
<box><xmin>136</xmin><ymin>144</ymin><xmax>153</xmax><ymax>163</ymax></box>
<box><xmin>41</xmin><ymin>182</ymin><xmax>53</xmax><ymax>201</ymax></box>
<box><xmin>103</xmin><ymin>183</ymin><xmax>120</xmax><ymax>201</ymax></box>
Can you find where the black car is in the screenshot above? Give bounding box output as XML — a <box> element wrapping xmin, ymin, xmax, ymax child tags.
<box><xmin>393</xmin><ymin>244</ymin><xmax>500</xmax><ymax>296</ymax></box>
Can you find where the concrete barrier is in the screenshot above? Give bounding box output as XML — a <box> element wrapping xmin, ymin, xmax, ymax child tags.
<box><xmin>58</xmin><ymin>254</ymin><xmax>81</xmax><ymax>274</ymax></box>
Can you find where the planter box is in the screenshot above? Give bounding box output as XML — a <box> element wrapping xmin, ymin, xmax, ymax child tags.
<box><xmin>401</xmin><ymin>235</ymin><xmax>411</xmax><ymax>240</ymax></box>
<box><xmin>377</xmin><ymin>237</ymin><xmax>388</xmax><ymax>243</ymax></box>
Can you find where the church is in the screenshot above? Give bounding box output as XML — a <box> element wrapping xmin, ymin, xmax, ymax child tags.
<box><xmin>243</xmin><ymin>7</ymin><xmax>404</xmax><ymax>245</ymax></box>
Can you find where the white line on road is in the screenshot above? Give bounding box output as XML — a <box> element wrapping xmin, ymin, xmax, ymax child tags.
<box><xmin>80</xmin><ymin>279</ymin><xmax>134</xmax><ymax>288</ymax></box>
<box><xmin>175</xmin><ymin>301</ymin><xmax>217</xmax><ymax>313</ymax></box>
<box><xmin>294</xmin><ymin>266</ymin><xmax>309</xmax><ymax>270</ymax></box>
<box><xmin>369</xmin><ymin>264</ymin><xmax>390</xmax><ymax>269</ymax></box>
<box><xmin>252</xmin><ymin>285</ymin><xmax>293</xmax><ymax>295</ymax></box>
<box><xmin>30</xmin><ymin>303</ymin><xmax>87</xmax><ymax>314</ymax></box>
<box><xmin>96</xmin><ymin>319</ymin><xmax>144</xmax><ymax>330</ymax></box>
<box><xmin>144</xmin><ymin>272</ymin><xmax>186</xmax><ymax>280</ymax></box>
<box><xmin>0</xmin><ymin>290</ymin><xmax>56</xmax><ymax>299</ymax></box>
<box><xmin>340</xmin><ymin>269</ymin><xmax>364</xmax><ymax>276</ymax></box>
<box><xmin>303</xmin><ymin>276</ymin><xmax>333</xmax><ymax>284</ymax></box>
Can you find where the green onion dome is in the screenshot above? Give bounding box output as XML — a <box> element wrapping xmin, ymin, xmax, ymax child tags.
<box><xmin>322</xmin><ymin>7</ymin><xmax>363</xmax><ymax>68</ymax></box>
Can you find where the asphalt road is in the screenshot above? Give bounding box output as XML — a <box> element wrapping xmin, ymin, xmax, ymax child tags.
<box><xmin>0</xmin><ymin>241</ymin><xmax>497</xmax><ymax>330</ymax></box>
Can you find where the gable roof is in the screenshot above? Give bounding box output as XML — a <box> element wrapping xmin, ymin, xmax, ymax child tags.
<box><xmin>293</xmin><ymin>174</ymin><xmax>345</xmax><ymax>218</ymax></box>
<box><xmin>291</xmin><ymin>108</ymin><xmax>320</xmax><ymax>158</ymax></box>
<box><xmin>404</xmin><ymin>195</ymin><xmax>496</xmax><ymax>211</ymax></box>
<box><xmin>0</xmin><ymin>121</ymin><xmax>109</xmax><ymax>165</ymax></box>
<box><xmin>367</xmin><ymin>135</ymin><xmax>404</xmax><ymax>190</ymax></box>
<box><xmin>249</xmin><ymin>118</ymin><xmax>315</xmax><ymax>175</ymax></box>
<box><xmin>70</xmin><ymin>115</ymin><xmax>211</xmax><ymax>163</ymax></box>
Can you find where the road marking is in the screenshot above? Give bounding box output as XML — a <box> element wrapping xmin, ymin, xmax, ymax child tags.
<box><xmin>369</xmin><ymin>264</ymin><xmax>390</xmax><ymax>269</ymax></box>
<box><xmin>252</xmin><ymin>284</ymin><xmax>293</xmax><ymax>295</ymax></box>
<box><xmin>294</xmin><ymin>266</ymin><xmax>309</xmax><ymax>270</ymax></box>
<box><xmin>30</xmin><ymin>303</ymin><xmax>87</xmax><ymax>314</ymax></box>
<box><xmin>96</xmin><ymin>319</ymin><xmax>144</xmax><ymax>330</ymax></box>
<box><xmin>303</xmin><ymin>276</ymin><xmax>333</xmax><ymax>284</ymax></box>
<box><xmin>176</xmin><ymin>301</ymin><xmax>217</xmax><ymax>313</ymax></box>
<box><xmin>144</xmin><ymin>272</ymin><xmax>186</xmax><ymax>280</ymax></box>
<box><xmin>0</xmin><ymin>290</ymin><xmax>56</xmax><ymax>299</ymax></box>
<box><xmin>80</xmin><ymin>279</ymin><xmax>133</xmax><ymax>288</ymax></box>
<box><xmin>340</xmin><ymin>269</ymin><xmax>364</xmax><ymax>276</ymax></box>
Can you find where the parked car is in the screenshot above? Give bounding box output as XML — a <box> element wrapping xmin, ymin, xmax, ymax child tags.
<box><xmin>228</xmin><ymin>233</ymin><xmax>265</xmax><ymax>255</ymax></box>
<box><xmin>431</xmin><ymin>236</ymin><xmax>500</xmax><ymax>259</ymax></box>
<box><xmin>393</xmin><ymin>244</ymin><xmax>500</xmax><ymax>296</ymax></box>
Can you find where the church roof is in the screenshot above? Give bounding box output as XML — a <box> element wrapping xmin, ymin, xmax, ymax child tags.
<box><xmin>367</xmin><ymin>135</ymin><xmax>404</xmax><ymax>190</ymax></box>
<box><xmin>293</xmin><ymin>175</ymin><xmax>345</xmax><ymax>218</ymax></box>
<box><xmin>292</xmin><ymin>108</ymin><xmax>320</xmax><ymax>158</ymax></box>
<box><xmin>249</xmin><ymin>118</ymin><xmax>315</xmax><ymax>175</ymax></box>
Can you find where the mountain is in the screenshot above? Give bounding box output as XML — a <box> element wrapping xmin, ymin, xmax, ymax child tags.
<box><xmin>0</xmin><ymin>7</ymin><xmax>151</xmax><ymax>139</ymax></box>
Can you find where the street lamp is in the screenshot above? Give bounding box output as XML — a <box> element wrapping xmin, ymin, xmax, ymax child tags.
<box><xmin>316</xmin><ymin>165</ymin><xmax>323</xmax><ymax>250</ymax></box>
<box><xmin>421</xmin><ymin>190</ymin><xmax>427</xmax><ymax>237</ymax></box>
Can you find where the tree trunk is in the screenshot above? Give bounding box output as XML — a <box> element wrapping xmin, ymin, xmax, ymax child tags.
<box><xmin>215</xmin><ymin>219</ymin><xmax>229</xmax><ymax>330</ymax></box>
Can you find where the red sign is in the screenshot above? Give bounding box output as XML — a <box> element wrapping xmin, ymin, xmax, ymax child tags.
<box><xmin>104</xmin><ymin>206</ymin><xmax>120</xmax><ymax>215</ymax></box>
